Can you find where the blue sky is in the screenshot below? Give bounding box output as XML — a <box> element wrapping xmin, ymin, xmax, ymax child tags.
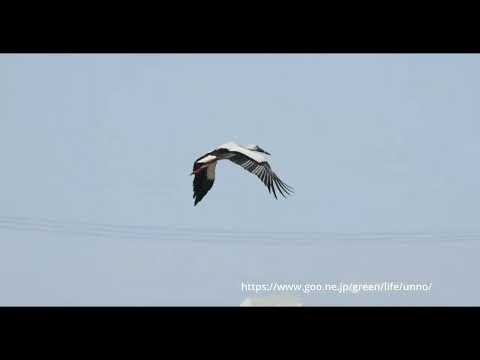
<box><xmin>1</xmin><ymin>54</ymin><xmax>479</xmax><ymax>305</ymax></box>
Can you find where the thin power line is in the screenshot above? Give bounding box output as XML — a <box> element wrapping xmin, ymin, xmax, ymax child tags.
<box><xmin>0</xmin><ymin>215</ymin><xmax>479</xmax><ymax>244</ymax></box>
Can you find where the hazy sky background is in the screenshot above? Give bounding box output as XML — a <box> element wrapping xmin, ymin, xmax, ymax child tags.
<box><xmin>1</xmin><ymin>54</ymin><xmax>479</xmax><ymax>305</ymax></box>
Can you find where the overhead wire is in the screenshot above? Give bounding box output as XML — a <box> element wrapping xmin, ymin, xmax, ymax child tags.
<box><xmin>0</xmin><ymin>215</ymin><xmax>478</xmax><ymax>245</ymax></box>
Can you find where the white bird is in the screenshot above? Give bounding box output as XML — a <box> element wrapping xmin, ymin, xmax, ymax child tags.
<box><xmin>191</xmin><ymin>141</ymin><xmax>294</xmax><ymax>206</ymax></box>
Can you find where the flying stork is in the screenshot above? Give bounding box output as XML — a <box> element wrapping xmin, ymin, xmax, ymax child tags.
<box><xmin>191</xmin><ymin>142</ymin><xmax>294</xmax><ymax>206</ymax></box>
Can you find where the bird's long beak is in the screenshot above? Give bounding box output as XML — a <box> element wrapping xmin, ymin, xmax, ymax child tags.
<box><xmin>190</xmin><ymin>167</ymin><xmax>202</xmax><ymax>175</ymax></box>
<box><xmin>263</xmin><ymin>150</ymin><xmax>271</xmax><ymax>155</ymax></box>
<box><xmin>190</xmin><ymin>164</ymin><xmax>210</xmax><ymax>176</ymax></box>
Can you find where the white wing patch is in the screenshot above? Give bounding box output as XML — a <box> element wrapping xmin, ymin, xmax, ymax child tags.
<box><xmin>216</xmin><ymin>141</ymin><xmax>266</xmax><ymax>163</ymax></box>
<box><xmin>197</xmin><ymin>154</ymin><xmax>217</xmax><ymax>164</ymax></box>
<box><xmin>206</xmin><ymin>162</ymin><xmax>217</xmax><ymax>180</ymax></box>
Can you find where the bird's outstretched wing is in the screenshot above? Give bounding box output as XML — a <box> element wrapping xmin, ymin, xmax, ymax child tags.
<box><xmin>228</xmin><ymin>152</ymin><xmax>294</xmax><ymax>199</ymax></box>
<box><xmin>193</xmin><ymin>163</ymin><xmax>216</xmax><ymax>206</ymax></box>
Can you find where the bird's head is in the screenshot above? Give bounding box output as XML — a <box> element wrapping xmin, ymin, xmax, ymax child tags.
<box><xmin>246</xmin><ymin>144</ymin><xmax>271</xmax><ymax>155</ymax></box>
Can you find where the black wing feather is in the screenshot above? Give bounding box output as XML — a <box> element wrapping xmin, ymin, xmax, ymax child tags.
<box><xmin>228</xmin><ymin>152</ymin><xmax>294</xmax><ymax>199</ymax></box>
<box><xmin>193</xmin><ymin>167</ymin><xmax>215</xmax><ymax>206</ymax></box>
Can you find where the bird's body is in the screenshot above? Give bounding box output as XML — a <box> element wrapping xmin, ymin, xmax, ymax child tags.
<box><xmin>191</xmin><ymin>142</ymin><xmax>294</xmax><ymax>206</ymax></box>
